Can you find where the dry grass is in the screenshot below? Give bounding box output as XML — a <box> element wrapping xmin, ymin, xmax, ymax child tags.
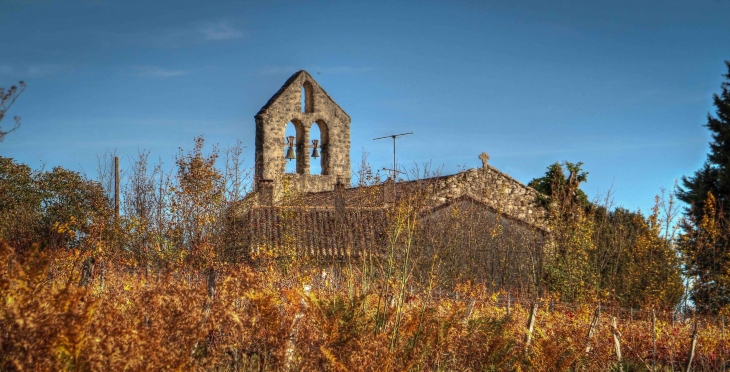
<box><xmin>1</xmin><ymin>239</ymin><xmax>726</xmax><ymax>372</ymax></box>
<box><xmin>0</xmin><ymin>145</ymin><xmax>714</xmax><ymax>371</ymax></box>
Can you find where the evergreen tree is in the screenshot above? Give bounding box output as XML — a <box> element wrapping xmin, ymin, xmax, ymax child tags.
<box><xmin>528</xmin><ymin>161</ymin><xmax>590</xmax><ymax>212</ymax></box>
<box><xmin>679</xmin><ymin>61</ymin><xmax>730</xmax><ymax>218</ymax></box>
<box><xmin>678</xmin><ymin>60</ymin><xmax>730</xmax><ymax>313</ymax></box>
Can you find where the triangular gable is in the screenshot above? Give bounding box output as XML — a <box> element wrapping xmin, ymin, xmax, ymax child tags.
<box><xmin>420</xmin><ymin>194</ymin><xmax>549</xmax><ymax>234</ymax></box>
<box><xmin>420</xmin><ymin>194</ymin><xmax>482</xmax><ymax>215</ymax></box>
<box><xmin>255</xmin><ymin>70</ymin><xmax>350</xmax><ymax>121</ymax></box>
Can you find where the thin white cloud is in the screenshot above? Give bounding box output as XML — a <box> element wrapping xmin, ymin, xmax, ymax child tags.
<box><xmin>0</xmin><ymin>64</ymin><xmax>69</xmax><ymax>78</ymax></box>
<box><xmin>27</xmin><ymin>64</ymin><xmax>68</xmax><ymax>77</ymax></box>
<box><xmin>149</xmin><ymin>28</ymin><xmax>193</xmax><ymax>48</ymax></box>
<box><xmin>200</xmin><ymin>21</ymin><xmax>244</xmax><ymax>41</ymax></box>
<box><xmin>132</xmin><ymin>66</ymin><xmax>189</xmax><ymax>78</ymax></box>
<box><xmin>107</xmin><ymin>20</ymin><xmax>244</xmax><ymax>48</ymax></box>
<box><xmin>0</xmin><ymin>65</ymin><xmax>14</xmax><ymax>75</ymax></box>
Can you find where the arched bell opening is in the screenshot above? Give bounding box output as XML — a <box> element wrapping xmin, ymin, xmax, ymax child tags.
<box><xmin>313</xmin><ymin>119</ymin><xmax>330</xmax><ymax>175</ymax></box>
<box><xmin>284</xmin><ymin>120</ymin><xmax>306</xmax><ymax>174</ymax></box>
<box><xmin>309</xmin><ymin>123</ymin><xmax>322</xmax><ymax>175</ymax></box>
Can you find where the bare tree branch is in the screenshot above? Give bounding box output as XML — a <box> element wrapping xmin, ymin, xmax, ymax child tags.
<box><xmin>0</xmin><ymin>81</ymin><xmax>26</xmax><ymax>142</ymax></box>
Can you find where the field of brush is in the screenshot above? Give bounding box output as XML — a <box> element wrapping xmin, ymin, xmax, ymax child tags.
<box><xmin>1</xmin><ymin>240</ymin><xmax>726</xmax><ymax>372</ymax></box>
<box><xmin>0</xmin><ymin>145</ymin><xmax>720</xmax><ymax>371</ymax></box>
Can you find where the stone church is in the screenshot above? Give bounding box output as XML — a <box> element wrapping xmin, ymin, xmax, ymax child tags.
<box><xmin>231</xmin><ymin>70</ymin><xmax>546</xmax><ymax>283</ymax></box>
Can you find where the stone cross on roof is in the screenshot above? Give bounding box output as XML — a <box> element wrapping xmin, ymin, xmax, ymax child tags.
<box><xmin>479</xmin><ymin>152</ymin><xmax>490</xmax><ymax>169</ymax></box>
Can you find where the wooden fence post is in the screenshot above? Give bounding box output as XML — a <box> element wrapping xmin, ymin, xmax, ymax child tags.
<box><xmin>463</xmin><ymin>299</ymin><xmax>475</xmax><ymax>325</ymax></box>
<box><xmin>100</xmin><ymin>261</ymin><xmax>106</xmax><ymax>292</ymax></box>
<box><xmin>685</xmin><ymin>320</ymin><xmax>698</xmax><ymax>372</ymax></box>
<box><xmin>114</xmin><ymin>156</ymin><xmax>120</xmax><ymax>218</ymax></box>
<box><xmin>79</xmin><ymin>256</ymin><xmax>95</xmax><ymax>287</ymax></box>
<box><xmin>207</xmin><ymin>267</ymin><xmax>216</xmax><ymax>299</ymax></box>
<box><xmin>525</xmin><ymin>301</ymin><xmax>538</xmax><ymax>351</ymax></box>
<box><xmin>285</xmin><ymin>287</ymin><xmax>309</xmax><ymax>370</ymax></box>
<box><xmin>652</xmin><ymin>309</ymin><xmax>657</xmax><ymax>372</ymax></box>
<box><xmin>722</xmin><ymin>316</ymin><xmax>726</xmax><ymax>372</ymax></box>
<box><xmin>611</xmin><ymin>316</ymin><xmax>622</xmax><ymax>362</ymax></box>
<box><xmin>585</xmin><ymin>306</ymin><xmax>600</xmax><ymax>354</ymax></box>
<box><xmin>611</xmin><ymin>316</ymin><xmax>624</xmax><ymax>372</ymax></box>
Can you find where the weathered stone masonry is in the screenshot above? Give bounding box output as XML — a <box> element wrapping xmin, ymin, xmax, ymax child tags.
<box><xmin>426</xmin><ymin>164</ymin><xmax>546</xmax><ymax>227</ymax></box>
<box><xmin>255</xmin><ymin>70</ymin><xmax>351</xmax><ymax>199</ymax></box>
<box><xmin>300</xmin><ymin>162</ymin><xmax>546</xmax><ymax>229</ymax></box>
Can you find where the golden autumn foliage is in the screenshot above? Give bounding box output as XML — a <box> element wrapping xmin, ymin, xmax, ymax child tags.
<box><xmin>532</xmin><ymin>162</ymin><xmax>684</xmax><ymax>308</ymax></box>
<box><xmin>0</xmin><ymin>141</ymin><xmax>706</xmax><ymax>371</ymax></box>
<box><xmin>680</xmin><ymin>192</ymin><xmax>730</xmax><ymax>315</ymax></box>
<box><xmin>1</xmin><ymin>239</ymin><xmax>728</xmax><ymax>371</ymax></box>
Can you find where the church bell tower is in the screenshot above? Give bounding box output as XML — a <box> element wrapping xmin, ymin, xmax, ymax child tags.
<box><xmin>254</xmin><ymin>70</ymin><xmax>351</xmax><ymax>201</ymax></box>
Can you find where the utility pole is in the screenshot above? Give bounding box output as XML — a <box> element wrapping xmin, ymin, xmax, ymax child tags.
<box><xmin>373</xmin><ymin>132</ymin><xmax>413</xmax><ymax>180</ymax></box>
<box><xmin>114</xmin><ymin>156</ymin><xmax>120</xmax><ymax>218</ymax></box>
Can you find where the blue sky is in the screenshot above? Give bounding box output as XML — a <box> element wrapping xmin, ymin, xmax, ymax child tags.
<box><xmin>1</xmin><ymin>0</ymin><xmax>729</xmax><ymax>213</ymax></box>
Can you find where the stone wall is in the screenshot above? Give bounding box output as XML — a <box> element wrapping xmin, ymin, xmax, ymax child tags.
<box><xmin>254</xmin><ymin>70</ymin><xmax>351</xmax><ymax>199</ymax></box>
<box><xmin>426</xmin><ymin>164</ymin><xmax>546</xmax><ymax>227</ymax></box>
<box><xmin>295</xmin><ymin>160</ymin><xmax>547</xmax><ymax>230</ymax></box>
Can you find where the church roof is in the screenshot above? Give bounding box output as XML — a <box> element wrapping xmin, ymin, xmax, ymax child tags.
<box><xmin>229</xmin><ymin>206</ymin><xmax>388</xmax><ymax>259</ymax></box>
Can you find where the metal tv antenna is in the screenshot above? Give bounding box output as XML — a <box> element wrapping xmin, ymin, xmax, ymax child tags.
<box><xmin>373</xmin><ymin>132</ymin><xmax>413</xmax><ymax>180</ymax></box>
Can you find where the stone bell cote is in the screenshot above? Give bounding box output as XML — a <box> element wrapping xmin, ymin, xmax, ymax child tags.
<box><xmin>254</xmin><ymin>70</ymin><xmax>351</xmax><ymax>199</ymax></box>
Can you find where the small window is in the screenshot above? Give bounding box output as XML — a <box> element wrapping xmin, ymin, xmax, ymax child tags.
<box><xmin>301</xmin><ymin>82</ymin><xmax>313</xmax><ymax>113</ymax></box>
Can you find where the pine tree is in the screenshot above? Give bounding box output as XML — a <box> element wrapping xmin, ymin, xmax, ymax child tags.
<box><xmin>528</xmin><ymin>161</ymin><xmax>590</xmax><ymax>212</ymax></box>
<box><xmin>678</xmin><ymin>60</ymin><xmax>730</xmax><ymax>313</ymax></box>
<box><xmin>679</xmin><ymin>61</ymin><xmax>730</xmax><ymax>218</ymax></box>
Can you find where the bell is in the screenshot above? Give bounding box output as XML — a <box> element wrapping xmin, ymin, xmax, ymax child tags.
<box><xmin>311</xmin><ymin>139</ymin><xmax>320</xmax><ymax>158</ymax></box>
<box><xmin>285</xmin><ymin>146</ymin><xmax>296</xmax><ymax>161</ymax></box>
<box><xmin>285</xmin><ymin>136</ymin><xmax>296</xmax><ymax>161</ymax></box>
